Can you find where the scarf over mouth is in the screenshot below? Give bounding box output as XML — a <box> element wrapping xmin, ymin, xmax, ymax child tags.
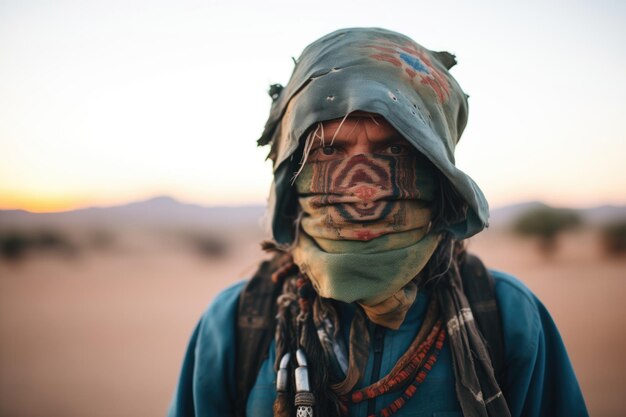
<box><xmin>293</xmin><ymin>152</ymin><xmax>441</xmax><ymax>329</ymax></box>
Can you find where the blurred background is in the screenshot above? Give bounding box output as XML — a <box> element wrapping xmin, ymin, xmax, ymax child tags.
<box><xmin>1</xmin><ymin>0</ymin><xmax>625</xmax><ymax>416</ymax></box>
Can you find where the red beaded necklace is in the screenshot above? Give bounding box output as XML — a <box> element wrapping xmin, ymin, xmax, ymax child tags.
<box><xmin>339</xmin><ymin>320</ymin><xmax>447</xmax><ymax>417</ymax></box>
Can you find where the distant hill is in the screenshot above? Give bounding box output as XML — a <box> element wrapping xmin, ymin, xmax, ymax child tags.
<box><xmin>0</xmin><ymin>196</ymin><xmax>267</xmax><ymax>231</ymax></box>
<box><xmin>489</xmin><ymin>202</ymin><xmax>626</xmax><ymax>228</ymax></box>
<box><xmin>1</xmin><ymin>196</ymin><xmax>624</xmax><ymax>231</ymax></box>
<box><xmin>487</xmin><ymin>201</ymin><xmax>548</xmax><ymax>227</ymax></box>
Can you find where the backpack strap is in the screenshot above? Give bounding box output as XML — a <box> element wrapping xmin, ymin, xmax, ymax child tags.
<box><xmin>234</xmin><ymin>253</ymin><xmax>505</xmax><ymax>415</ymax></box>
<box><xmin>234</xmin><ymin>256</ymin><xmax>284</xmax><ymax>417</ymax></box>
<box><xmin>459</xmin><ymin>253</ymin><xmax>506</xmax><ymax>384</ymax></box>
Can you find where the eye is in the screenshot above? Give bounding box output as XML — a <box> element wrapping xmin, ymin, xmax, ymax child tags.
<box><xmin>309</xmin><ymin>144</ymin><xmax>342</xmax><ymax>161</ymax></box>
<box><xmin>383</xmin><ymin>143</ymin><xmax>413</xmax><ymax>155</ymax></box>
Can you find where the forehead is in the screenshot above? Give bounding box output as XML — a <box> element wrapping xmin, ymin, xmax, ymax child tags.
<box><xmin>320</xmin><ymin>113</ymin><xmax>404</xmax><ymax>142</ymax></box>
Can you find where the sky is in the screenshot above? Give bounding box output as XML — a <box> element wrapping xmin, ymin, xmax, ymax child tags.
<box><xmin>1</xmin><ymin>0</ymin><xmax>625</xmax><ymax>212</ymax></box>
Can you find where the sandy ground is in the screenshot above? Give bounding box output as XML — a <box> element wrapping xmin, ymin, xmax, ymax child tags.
<box><xmin>0</xmin><ymin>229</ymin><xmax>624</xmax><ymax>417</ymax></box>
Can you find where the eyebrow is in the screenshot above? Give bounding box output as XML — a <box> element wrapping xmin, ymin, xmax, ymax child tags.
<box><xmin>380</xmin><ymin>135</ymin><xmax>408</xmax><ymax>142</ymax></box>
<box><xmin>365</xmin><ymin>133</ymin><xmax>409</xmax><ymax>145</ymax></box>
<box><xmin>311</xmin><ymin>133</ymin><xmax>407</xmax><ymax>144</ymax></box>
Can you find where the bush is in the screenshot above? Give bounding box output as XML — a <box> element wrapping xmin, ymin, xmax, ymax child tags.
<box><xmin>600</xmin><ymin>220</ymin><xmax>626</xmax><ymax>257</ymax></box>
<box><xmin>513</xmin><ymin>206</ymin><xmax>582</xmax><ymax>256</ymax></box>
<box><xmin>0</xmin><ymin>232</ymin><xmax>29</xmax><ymax>260</ymax></box>
<box><xmin>183</xmin><ymin>232</ymin><xmax>229</xmax><ymax>258</ymax></box>
<box><xmin>0</xmin><ymin>229</ymin><xmax>77</xmax><ymax>261</ymax></box>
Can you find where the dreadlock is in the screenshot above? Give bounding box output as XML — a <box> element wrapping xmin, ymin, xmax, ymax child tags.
<box><xmin>273</xmin><ymin>269</ymin><xmax>342</xmax><ymax>417</ymax></box>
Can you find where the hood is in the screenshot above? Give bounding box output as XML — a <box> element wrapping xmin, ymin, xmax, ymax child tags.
<box><xmin>258</xmin><ymin>27</ymin><xmax>489</xmax><ymax>244</ymax></box>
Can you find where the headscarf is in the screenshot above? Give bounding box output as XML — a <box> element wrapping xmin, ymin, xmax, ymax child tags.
<box><xmin>258</xmin><ymin>27</ymin><xmax>489</xmax><ymax>245</ymax></box>
<box><xmin>262</xmin><ymin>28</ymin><xmax>510</xmax><ymax>417</ymax></box>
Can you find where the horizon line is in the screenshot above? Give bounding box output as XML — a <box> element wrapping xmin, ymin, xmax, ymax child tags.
<box><xmin>1</xmin><ymin>194</ymin><xmax>624</xmax><ymax>215</ymax></box>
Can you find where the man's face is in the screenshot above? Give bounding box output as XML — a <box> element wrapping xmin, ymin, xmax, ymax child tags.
<box><xmin>308</xmin><ymin>113</ymin><xmax>414</xmax><ymax>162</ymax></box>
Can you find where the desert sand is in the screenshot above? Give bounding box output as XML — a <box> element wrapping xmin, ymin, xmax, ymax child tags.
<box><xmin>0</xmin><ymin>228</ymin><xmax>624</xmax><ymax>417</ymax></box>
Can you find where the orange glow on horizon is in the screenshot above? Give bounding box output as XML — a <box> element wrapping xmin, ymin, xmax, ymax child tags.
<box><xmin>0</xmin><ymin>191</ymin><xmax>162</xmax><ymax>213</ymax></box>
<box><xmin>1</xmin><ymin>188</ymin><xmax>624</xmax><ymax>215</ymax></box>
<box><xmin>0</xmin><ymin>193</ymin><xmax>95</xmax><ymax>213</ymax></box>
<box><xmin>0</xmin><ymin>189</ymin><xmax>269</xmax><ymax>213</ymax></box>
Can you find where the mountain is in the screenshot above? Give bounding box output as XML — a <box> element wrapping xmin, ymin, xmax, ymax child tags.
<box><xmin>1</xmin><ymin>197</ymin><xmax>624</xmax><ymax>231</ymax></box>
<box><xmin>489</xmin><ymin>202</ymin><xmax>626</xmax><ymax>228</ymax></box>
<box><xmin>488</xmin><ymin>201</ymin><xmax>548</xmax><ymax>227</ymax></box>
<box><xmin>577</xmin><ymin>205</ymin><xmax>626</xmax><ymax>225</ymax></box>
<box><xmin>0</xmin><ymin>196</ymin><xmax>267</xmax><ymax>230</ymax></box>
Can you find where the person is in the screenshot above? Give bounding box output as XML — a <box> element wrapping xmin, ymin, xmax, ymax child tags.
<box><xmin>167</xmin><ymin>27</ymin><xmax>589</xmax><ymax>417</ymax></box>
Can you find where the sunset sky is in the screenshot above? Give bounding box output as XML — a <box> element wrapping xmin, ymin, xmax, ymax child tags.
<box><xmin>1</xmin><ymin>0</ymin><xmax>625</xmax><ymax>212</ymax></box>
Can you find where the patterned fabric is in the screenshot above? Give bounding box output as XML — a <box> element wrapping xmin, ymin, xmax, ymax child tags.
<box><xmin>297</xmin><ymin>153</ymin><xmax>436</xmax><ymax>244</ymax></box>
<box><xmin>363</xmin><ymin>37</ymin><xmax>452</xmax><ymax>103</ymax></box>
<box><xmin>293</xmin><ymin>153</ymin><xmax>440</xmax><ymax>329</ymax></box>
<box><xmin>437</xmin><ymin>262</ymin><xmax>511</xmax><ymax>417</ymax></box>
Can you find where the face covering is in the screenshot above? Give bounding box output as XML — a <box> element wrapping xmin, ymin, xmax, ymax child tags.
<box><xmin>292</xmin><ymin>152</ymin><xmax>441</xmax><ymax>329</ymax></box>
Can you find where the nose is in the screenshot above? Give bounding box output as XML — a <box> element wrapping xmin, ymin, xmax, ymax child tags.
<box><xmin>347</xmin><ymin>136</ymin><xmax>376</xmax><ymax>156</ymax></box>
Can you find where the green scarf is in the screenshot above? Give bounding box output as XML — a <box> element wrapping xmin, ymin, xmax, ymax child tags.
<box><xmin>292</xmin><ymin>153</ymin><xmax>440</xmax><ymax>329</ymax></box>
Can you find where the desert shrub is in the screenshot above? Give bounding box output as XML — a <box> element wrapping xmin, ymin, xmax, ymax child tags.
<box><xmin>513</xmin><ymin>206</ymin><xmax>582</xmax><ymax>257</ymax></box>
<box><xmin>600</xmin><ymin>220</ymin><xmax>626</xmax><ymax>257</ymax></box>
<box><xmin>0</xmin><ymin>229</ymin><xmax>77</xmax><ymax>261</ymax></box>
<box><xmin>185</xmin><ymin>232</ymin><xmax>229</xmax><ymax>258</ymax></box>
<box><xmin>88</xmin><ymin>229</ymin><xmax>116</xmax><ymax>249</ymax></box>
<box><xmin>0</xmin><ymin>232</ymin><xmax>29</xmax><ymax>260</ymax></box>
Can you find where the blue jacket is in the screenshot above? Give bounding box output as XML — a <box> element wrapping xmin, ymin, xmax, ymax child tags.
<box><xmin>167</xmin><ymin>270</ymin><xmax>589</xmax><ymax>417</ymax></box>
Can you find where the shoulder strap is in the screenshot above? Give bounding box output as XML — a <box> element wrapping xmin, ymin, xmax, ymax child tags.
<box><xmin>235</xmin><ymin>256</ymin><xmax>283</xmax><ymax>417</ymax></box>
<box><xmin>460</xmin><ymin>253</ymin><xmax>505</xmax><ymax>384</ymax></box>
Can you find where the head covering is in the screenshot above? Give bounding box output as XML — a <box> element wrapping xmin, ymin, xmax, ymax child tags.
<box><xmin>259</xmin><ymin>27</ymin><xmax>489</xmax><ymax>244</ymax></box>
<box><xmin>266</xmin><ymin>28</ymin><xmax>510</xmax><ymax>417</ymax></box>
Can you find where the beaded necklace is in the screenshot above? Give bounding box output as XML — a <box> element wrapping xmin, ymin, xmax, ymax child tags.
<box><xmin>337</xmin><ymin>309</ymin><xmax>446</xmax><ymax>416</ymax></box>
